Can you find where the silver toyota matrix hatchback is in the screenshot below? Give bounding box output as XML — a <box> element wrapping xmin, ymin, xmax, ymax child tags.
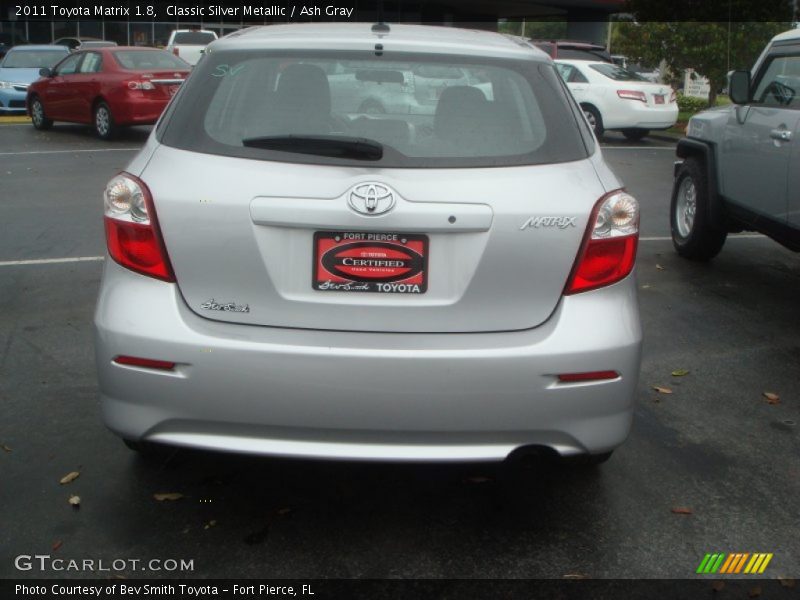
<box><xmin>95</xmin><ymin>24</ymin><xmax>642</xmax><ymax>464</ymax></box>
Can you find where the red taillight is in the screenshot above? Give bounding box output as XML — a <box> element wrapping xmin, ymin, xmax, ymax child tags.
<box><xmin>565</xmin><ymin>190</ymin><xmax>639</xmax><ymax>295</ymax></box>
<box><xmin>617</xmin><ymin>89</ymin><xmax>647</xmax><ymax>103</ymax></box>
<box><xmin>114</xmin><ymin>356</ymin><xmax>175</xmax><ymax>370</ymax></box>
<box><xmin>103</xmin><ymin>173</ymin><xmax>174</xmax><ymax>282</ymax></box>
<box><xmin>558</xmin><ymin>371</ymin><xmax>619</xmax><ymax>382</ymax></box>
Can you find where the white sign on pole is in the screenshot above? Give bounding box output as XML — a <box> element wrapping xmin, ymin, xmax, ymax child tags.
<box><xmin>684</xmin><ymin>69</ymin><xmax>711</xmax><ymax>100</ymax></box>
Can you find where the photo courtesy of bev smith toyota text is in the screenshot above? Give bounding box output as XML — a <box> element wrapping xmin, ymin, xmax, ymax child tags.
<box><xmin>0</xmin><ymin>0</ymin><xmax>798</xmax><ymax>597</ymax></box>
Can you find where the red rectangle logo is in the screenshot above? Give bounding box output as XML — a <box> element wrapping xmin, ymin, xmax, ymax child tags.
<box><xmin>313</xmin><ymin>232</ymin><xmax>428</xmax><ymax>294</ymax></box>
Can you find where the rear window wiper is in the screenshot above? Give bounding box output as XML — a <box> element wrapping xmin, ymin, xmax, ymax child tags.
<box><xmin>242</xmin><ymin>135</ymin><xmax>383</xmax><ymax>161</ymax></box>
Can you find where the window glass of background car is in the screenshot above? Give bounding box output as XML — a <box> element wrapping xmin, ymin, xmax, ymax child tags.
<box><xmin>55</xmin><ymin>54</ymin><xmax>82</xmax><ymax>75</ymax></box>
<box><xmin>590</xmin><ymin>63</ymin><xmax>646</xmax><ymax>82</ymax></box>
<box><xmin>79</xmin><ymin>52</ymin><xmax>103</xmax><ymax>74</ymax></box>
<box><xmin>168</xmin><ymin>52</ymin><xmax>586</xmax><ymax>168</ymax></box>
<box><xmin>752</xmin><ymin>54</ymin><xmax>800</xmax><ymax>108</ymax></box>
<box><xmin>1</xmin><ymin>50</ymin><xmax>68</xmax><ymax>69</ymax></box>
<box><xmin>555</xmin><ymin>63</ymin><xmax>588</xmax><ymax>83</ymax></box>
<box><xmin>113</xmin><ymin>50</ymin><xmax>188</xmax><ymax>70</ymax></box>
<box><xmin>172</xmin><ymin>32</ymin><xmax>217</xmax><ymax>44</ymax></box>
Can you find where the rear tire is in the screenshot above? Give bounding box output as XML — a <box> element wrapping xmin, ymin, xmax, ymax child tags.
<box><xmin>93</xmin><ymin>101</ymin><xmax>117</xmax><ymax>140</ymax></box>
<box><xmin>581</xmin><ymin>104</ymin><xmax>604</xmax><ymax>138</ymax></box>
<box><xmin>671</xmin><ymin>157</ymin><xmax>727</xmax><ymax>261</ymax></box>
<box><xmin>622</xmin><ymin>128</ymin><xmax>649</xmax><ymax>141</ymax></box>
<box><xmin>30</xmin><ymin>96</ymin><xmax>53</xmax><ymax>130</ymax></box>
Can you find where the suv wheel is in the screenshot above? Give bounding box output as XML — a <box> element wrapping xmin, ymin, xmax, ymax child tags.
<box><xmin>581</xmin><ymin>104</ymin><xmax>604</xmax><ymax>138</ymax></box>
<box><xmin>30</xmin><ymin>97</ymin><xmax>53</xmax><ymax>130</ymax></box>
<box><xmin>94</xmin><ymin>101</ymin><xmax>117</xmax><ymax>140</ymax></box>
<box><xmin>622</xmin><ymin>128</ymin><xmax>649</xmax><ymax>141</ymax></box>
<box><xmin>671</xmin><ymin>157</ymin><xmax>727</xmax><ymax>260</ymax></box>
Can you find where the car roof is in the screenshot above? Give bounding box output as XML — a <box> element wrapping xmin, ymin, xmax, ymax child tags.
<box><xmin>555</xmin><ymin>58</ymin><xmax>605</xmax><ymax>66</ymax></box>
<box><xmin>212</xmin><ymin>23</ymin><xmax>549</xmax><ymax>61</ymax></box>
<box><xmin>771</xmin><ymin>28</ymin><xmax>800</xmax><ymax>43</ymax></box>
<box><xmin>8</xmin><ymin>44</ymin><xmax>69</xmax><ymax>52</ymax></box>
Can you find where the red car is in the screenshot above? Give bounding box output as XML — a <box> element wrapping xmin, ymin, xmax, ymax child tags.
<box><xmin>27</xmin><ymin>46</ymin><xmax>190</xmax><ymax>139</ymax></box>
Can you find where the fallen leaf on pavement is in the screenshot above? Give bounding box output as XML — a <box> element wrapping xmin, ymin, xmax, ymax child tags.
<box><xmin>656</xmin><ymin>264</ymin><xmax>665</xmax><ymax>271</ymax></box>
<box><xmin>203</xmin><ymin>520</ymin><xmax>217</xmax><ymax>530</ymax></box>
<box><xmin>653</xmin><ymin>386</ymin><xmax>673</xmax><ymax>394</ymax></box>
<box><xmin>671</xmin><ymin>507</ymin><xmax>693</xmax><ymax>515</ymax></box>
<box><xmin>778</xmin><ymin>578</ymin><xmax>795</xmax><ymax>589</ymax></box>
<box><xmin>68</xmin><ymin>495</ymin><xmax>81</xmax><ymax>508</ymax></box>
<box><xmin>762</xmin><ymin>392</ymin><xmax>780</xmax><ymax>405</ymax></box>
<box><xmin>52</xmin><ymin>540</ymin><xmax>63</xmax><ymax>552</ymax></box>
<box><xmin>671</xmin><ymin>369</ymin><xmax>690</xmax><ymax>377</ymax></box>
<box><xmin>1</xmin><ymin>444</ymin><xmax>11</xmax><ymax>453</ymax></box>
<box><xmin>153</xmin><ymin>492</ymin><xmax>183</xmax><ymax>501</ymax></box>
<box><xmin>60</xmin><ymin>471</ymin><xmax>80</xmax><ymax>485</ymax></box>
<box><xmin>711</xmin><ymin>581</ymin><xmax>725</xmax><ymax>592</ymax></box>
<box><xmin>748</xmin><ymin>586</ymin><xmax>761</xmax><ymax>598</ymax></box>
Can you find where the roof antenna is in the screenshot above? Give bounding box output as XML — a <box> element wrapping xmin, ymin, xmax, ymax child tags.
<box><xmin>372</xmin><ymin>0</ymin><xmax>390</xmax><ymax>34</ymax></box>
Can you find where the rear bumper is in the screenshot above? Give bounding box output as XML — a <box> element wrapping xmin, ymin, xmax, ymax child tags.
<box><xmin>113</xmin><ymin>96</ymin><xmax>171</xmax><ymax>125</ymax></box>
<box><xmin>95</xmin><ymin>259</ymin><xmax>642</xmax><ymax>462</ymax></box>
<box><xmin>604</xmin><ymin>101</ymin><xmax>678</xmax><ymax>130</ymax></box>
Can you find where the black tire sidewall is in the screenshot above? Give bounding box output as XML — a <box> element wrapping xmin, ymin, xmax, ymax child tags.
<box><xmin>94</xmin><ymin>102</ymin><xmax>115</xmax><ymax>140</ymax></box>
<box><xmin>670</xmin><ymin>158</ymin><xmax>726</xmax><ymax>259</ymax></box>
<box><xmin>31</xmin><ymin>97</ymin><xmax>51</xmax><ymax>130</ymax></box>
<box><xmin>582</xmin><ymin>104</ymin><xmax>604</xmax><ymax>137</ymax></box>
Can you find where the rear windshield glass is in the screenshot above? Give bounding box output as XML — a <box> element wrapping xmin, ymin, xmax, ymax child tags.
<box><xmin>590</xmin><ymin>63</ymin><xmax>647</xmax><ymax>82</ymax></box>
<box><xmin>112</xmin><ymin>50</ymin><xmax>188</xmax><ymax>70</ymax></box>
<box><xmin>160</xmin><ymin>50</ymin><xmax>589</xmax><ymax>168</ymax></box>
<box><xmin>2</xmin><ymin>49</ymin><xmax>67</xmax><ymax>68</ymax></box>
<box><xmin>172</xmin><ymin>32</ymin><xmax>216</xmax><ymax>45</ymax></box>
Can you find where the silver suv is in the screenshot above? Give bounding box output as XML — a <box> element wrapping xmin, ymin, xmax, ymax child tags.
<box><xmin>671</xmin><ymin>28</ymin><xmax>800</xmax><ymax>259</ymax></box>
<box><xmin>95</xmin><ymin>24</ymin><xmax>642</xmax><ymax>465</ymax></box>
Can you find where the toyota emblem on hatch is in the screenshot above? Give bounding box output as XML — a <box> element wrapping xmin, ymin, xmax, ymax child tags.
<box><xmin>348</xmin><ymin>183</ymin><xmax>395</xmax><ymax>216</ymax></box>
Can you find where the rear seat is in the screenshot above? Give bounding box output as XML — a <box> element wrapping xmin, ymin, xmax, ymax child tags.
<box><xmin>350</xmin><ymin>117</ymin><xmax>411</xmax><ymax>149</ymax></box>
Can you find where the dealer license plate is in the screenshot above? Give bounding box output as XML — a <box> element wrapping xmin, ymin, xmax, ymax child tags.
<box><xmin>313</xmin><ymin>232</ymin><xmax>428</xmax><ymax>294</ymax></box>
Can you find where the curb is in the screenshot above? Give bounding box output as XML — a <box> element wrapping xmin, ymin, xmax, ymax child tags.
<box><xmin>0</xmin><ymin>116</ymin><xmax>31</xmax><ymax>124</ymax></box>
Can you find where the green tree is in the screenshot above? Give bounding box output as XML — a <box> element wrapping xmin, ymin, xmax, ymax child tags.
<box><xmin>614</xmin><ymin>0</ymin><xmax>794</xmax><ymax>106</ymax></box>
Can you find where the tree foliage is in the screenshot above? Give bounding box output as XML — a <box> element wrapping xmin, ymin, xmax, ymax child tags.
<box><xmin>611</xmin><ymin>21</ymin><xmax>791</xmax><ymax>105</ymax></box>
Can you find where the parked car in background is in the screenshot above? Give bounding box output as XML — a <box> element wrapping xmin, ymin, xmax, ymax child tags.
<box><xmin>94</xmin><ymin>23</ymin><xmax>642</xmax><ymax>467</ymax></box>
<box><xmin>165</xmin><ymin>29</ymin><xmax>217</xmax><ymax>66</ymax></box>
<box><xmin>0</xmin><ymin>45</ymin><xmax>69</xmax><ymax>113</ymax></box>
<box><xmin>0</xmin><ymin>31</ymin><xmax>30</xmax><ymax>60</ymax></box>
<box><xmin>326</xmin><ymin>61</ymin><xmax>492</xmax><ymax>117</ymax></box>
<box><xmin>555</xmin><ymin>59</ymin><xmax>678</xmax><ymax>140</ymax></box>
<box><xmin>531</xmin><ymin>39</ymin><xmax>612</xmax><ymax>63</ymax></box>
<box><xmin>27</xmin><ymin>46</ymin><xmax>190</xmax><ymax>139</ymax></box>
<box><xmin>53</xmin><ymin>37</ymin><xmax>118</xmax><ymax>51</ymax></box>
<box><xmin>671</xmin><ymin>28</ymin><xmax>800</xmax><ymax>260</ymax></box>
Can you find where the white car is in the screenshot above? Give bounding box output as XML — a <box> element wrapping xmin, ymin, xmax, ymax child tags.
<box><xmin>556</xmin><ymin>59</ymin><xmax>678</xmax><ymax>141</ymax></box>
<box><xmin>165</xmin><ymin>29</ymin><xmax>217</xmax><ymax>66</ymax></box>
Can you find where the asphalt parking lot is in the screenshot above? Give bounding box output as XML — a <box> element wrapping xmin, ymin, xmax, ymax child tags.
<box><xmin>1</xmin><ymin>122</ymin><xmax>798</xmax><ymax>580</ymax></box>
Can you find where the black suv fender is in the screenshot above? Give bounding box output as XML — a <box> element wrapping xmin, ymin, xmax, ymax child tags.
<box><xmin>675</xmin><ymin>138</ymin><xmax>726</xmax><ymax>230</ymax></box>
